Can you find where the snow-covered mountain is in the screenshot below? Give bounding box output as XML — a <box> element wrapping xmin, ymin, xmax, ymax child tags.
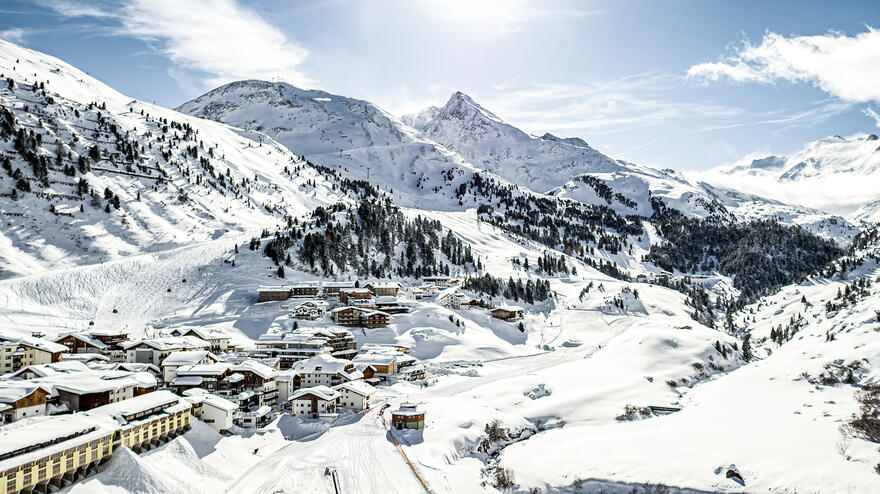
<box><xmin>0</xmin><ymin>40</ymin><xmax>353</xmax><ymax>279</ymax></box>
<box><xmin>703</xmin><ymin>133</ymin><xmax>880</xmax><ymax>223</ymax></box>
<box><xmin>408</xmin><ymin>92</ymin><xmax>859</xmax><ymax>237</ymax></box>
<box><xmin>176</xmin><ymin>82</ymin><xmax>484</xmax><ymax>210</ymax></box>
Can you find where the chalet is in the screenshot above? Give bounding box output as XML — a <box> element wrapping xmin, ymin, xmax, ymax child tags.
<box><xmin>160</xmin><ymin>350</ymin><xmax>219</xmax><ymax>383</ymax></box>
<box><xmin>365</xmin><ymin>282</ymin><xmax>401</xmax><ymax>297</ymax></box>
<box><xmin>339</xmin><ymin>287</ymin><xmax>375</xmax><ymax>306</ymax></box>
<box><xmin>490</xmin><ymin>305</ymin><xmax>524</xmax><ymax>321</ymax></box>
<box><xmin>423</xmin><ymin>275</ymin><xmax>454</xmax><ymax>288</ymax></box>
<box><xmin>291</xmin><ymin>300</ymin><xmax>328</xmax><ymax>320</ymax></box>
<box><xmin>169</xmin><ymin>328</ymin><xmax>230</xmax><ymax>353</ymax></box>
<box><xmin>171</xmin><ymin>362</ymin><xmax>233</xmax><ymax>393</ymax></box>
<box><xmin>289</xmin><ymin>354</ymin><xmax>362</xmax><ymax>390</ymax></box>
<box><xmin>330</xmin><ymin>307</ymin><xmax>390</xmax><ymax>328</ymax></box>
<box><xmin>0</xmin><ymin>386</ymin><xmax>49</xmax><ymax>423</ymax></box>
<box><xmin>258</xmin><ymin>285</ymin><xmax>292</xmax><ymax>302</ymax></box>
<box><xmin>122</xmin><ymin>336</ymin><xmax>210</xmax><ymax>366</ymax></box>
<box><xmin>290</xmin><ymin>283</ymin><xmax>320</xmax><ymax>298</ymax></box>
<box><xmin>308</xmin><ymin>329</ymin><xmax>357</xmax><ymax>360</ymax></box>
<box><xmin>437</xmin><ymin>288</ymin><xmax>471</xmax><ymax>310</ymax></box>
<box><xmin>0</xmin><ymin>334</ymin><xmax>67</xmax><ymax>372</ymax></box>
<box><xmin>352</xmin><ymin>353</ymin><xmax>396</xmax><ymax>378</ymax></box>
<box><xmin>181</xmin><ymin>389</ymin><xmax>236</xmax><ymax>433</ymax></box>
<box><xmin>374</xmin><ymin>296</ymin><xmax>411</xmax><ymax>314</ymax></box>
<box><xmin>333</xmin><ymin>381</ymin><xmax>376</xmax><ymax>410</ymax></box>
<box><xmin>54</xmin><ymin>333</ymin><xmax>109</xmax><ymax>356</ymax></box>
<box><xmin>322</xmin><ymin>281</ymin><xmax>357</xmax><ymax>297</ymax></box>
<box><xmin>399</xmin><ymin>364</ymin><xmax>427</xmax><ymax>382</ymax></box>
<box><xmin>254</xmin><ymin>333</ymin><xmax>333</xmax><ymax>369</ymax></box>
<box><xmin>289</xmin><ymin>386</ymin><xmax>340</xmax><ymax>419</ymax></box>
<box><xmin>231</xmin><ymin>360</ymin><xmax>278</xmax><ymax>407</ymax></box>
<box><xmin>391</xmin><ymin>402</ymin><xmax>425</xmax><ymax>430</ymax></box>
<box><xmin>235</xmin><ymin>405</ymin><xmax>272</xmax><ymax>428</ymax></box>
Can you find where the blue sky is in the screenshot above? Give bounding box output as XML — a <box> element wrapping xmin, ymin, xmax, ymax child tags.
<box><xmin>2</xmin><ymin>0</ymin><xmax>880</xmax><ymax>170</ymax></box>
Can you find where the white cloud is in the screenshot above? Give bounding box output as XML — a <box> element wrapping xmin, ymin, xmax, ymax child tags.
<box><xmin>39</xmin><ymin>0</ymin><xmax>312</xmax><ymax>90</ymax></box>
<box><xmin>689</xmin><ymin>28</ymin><xmax>880</xmax><ymax>104</ymax></box>
<box><xmin>0</xmin><ymin>27</ymin><xmax>30</xmax><ymax>43</ymax></box>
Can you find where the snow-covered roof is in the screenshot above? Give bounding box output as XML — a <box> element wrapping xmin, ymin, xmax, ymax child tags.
<box><xmin>176</xmin><ymin>362</ymin><xmax>233</xmax><ymax>376</ymax></box>
<box><xmin>0</xmin><ymin>385</ymin><xmax>44</xmax><ymax>404</ymax></box>
<box><xmin>333</xmin><ymin>380</ymin><xmax>376</xmax><ymax>397</ymax></box>
<box><xmin>31</xmin><ymin>370</ymin><xmax>156</xmax><ymax>395</ymax></box>
<box><xmin>322</xmin><ymin>281</ymin><xmax>356</xmax><ymax>288</ymax></box>
<box><xmin>161</xmin><ymin>350</ymin><xmax>217</xmax><ymax>366</ymax></box>
<box><xmin>83</xmin><ymin>390</ymin><xmax>182</xmax><ymax>422</ymax></box>
<box><xmin>172</xmin><ymin>375</ymin><xmax>204</xmax><ymax>386</ymax></box>
<box><xmin>367</xmin><ymin>282</ymin><xmax>401</xmax><ymax>289</ymax></box>
<box><xmin>202</xmin><ymin>393</ymin><xmax>238</xmax><ymax>412</ymax></box>
<box><xmin>56</xmin><ymin>332</ymin><xmax>110</xmax><ymax>349</ymax></box>
<box><xmin>353</xmin><ymin>353</ymin><xmax>397</xmax><ymax>366</ymax></box>
<box><xmin>0</xmin><ymin>332</ymin><xmax>68</xmax><ymax>353</ymax></box>
<box><xmin>62</xmin><ymin>353</ymin><xmax>110</xmax><ymax>363</ymax></box>
<box><xmin>0</xmin><ymin>414</ymin><xmax>114</xmax><ymax>470</ymax></box>
<box><xmin>290</xmin><ymin>385</ymin><xmax>340</xmax><ymax>402</ymax></box>
<box><xmin>233</xmin><ymin>360</ymin><xmax>276</xmax><ymax>379</ymax></box>
<box><xmin>290</xmin><ymin>354</ymin><xmax>360</xmax><ymax>380</ymax></box>
<box><xmin>121</xmin><ymin>336</ymin><xmax>210</xmax><ymax>351</ymax></box>
<box><xmin>171</xmin><ymin>327</ymin><xmax>229</xmax><ymax>341</ymax></box>
<box><xmin>9</xmin><ymin>360</ymin><xmax>91</xmax><ymax>378</ymax></box>
<box><xmin>493</xmin><ymin>305</ymin><xmax>524</xmax><ymax>312</ymax></box>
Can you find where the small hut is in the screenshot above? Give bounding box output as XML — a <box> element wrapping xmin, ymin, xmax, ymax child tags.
<box><xmin>391</xmin><ymin>402</ymin><xmax>425</xmax><ymax>430</ymax></box>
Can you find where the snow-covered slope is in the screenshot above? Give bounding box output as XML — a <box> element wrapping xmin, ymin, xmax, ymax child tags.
<box><xmin>702</xmin><ymin>133</ymin><xmax>880</xmax><ymax>222</ymax></box>
<box><xmin>0</xmin><ymin>40</ymin><xmax>349</xmax><ymax>279</ymax></box>
<box><xmin>176</xmin><ymin>82</ymin><xmax>484</xmax><ymax>210</ymax></box>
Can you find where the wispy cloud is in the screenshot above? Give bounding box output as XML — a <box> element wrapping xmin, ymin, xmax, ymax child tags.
<box><xmin>478</xmin><ymin>73</ymin><xmax>745</xmax><ymax>136</ymax></box>
<box><xmin>689</xmin><ymin>27</ymin><xmax>880</xmax><ymax>129</ymax></box>
<box><xmin>38</xmin><ymin>0</ymin><xmax>312</xmax><ymax>91</ymax></box>
<box><xmin>863</xmin><ymin>107</ymin><xmax>880</xmax><ymax>128</ymax></box>
<box><xmin>424</xmin><ymin>0</ymin><xmax>602</xmax><ymax>38</ymax></box>
<box><xmin>0</xmin><ymin>27</ymin><xmax>30</xmax><ymax>43</ymax></box>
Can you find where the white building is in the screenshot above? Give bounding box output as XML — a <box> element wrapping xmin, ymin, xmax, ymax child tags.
<box><xmin>182</xmin><ymin>389</ymin><xmax>237</xmax><ymax>432</ymax></box>
<box><xmin>289</xmin><ymin>354</ymin><xmax>363</xmax><ymax>390</ymax></box>
<box><xmin>333</xmin><ymin>381</ymin><xmax>376</xmax><ymax>410</ymax></box>
<box><xmin>122</xmin><ymin>336</ymin><xmax>210</xmax><ymax>365</ymax></box>
<box><xmin>291</xmin><ymin>300</ymin><xmax>329</xmax><ymax>320</ymax></box>
<box><xmin>289</xmin><ymin>386</ymin><xmax>340</xmax><ymax>419</ymax></box>
<box><xmin>160</xmin><ymin>350</ymin><xmax>219</xmax><ymax>383</ymax></box>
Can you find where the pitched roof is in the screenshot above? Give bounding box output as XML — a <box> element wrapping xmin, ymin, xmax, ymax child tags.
<box><xmin>121</xmin><ymin>336</ymin><xmax>210</xmax><ymax>351</ymax></box>
<box><xmin>333</xmin><ymin>380</ymin><xmax>376</xmax><ymax>397</ymax></box>
<box><xmin>0</xmin><ymin>332</ymin><xmax>68</xmax><ymax>353</ymax></box>
<box><xmin>160</xmin><ymin>350</ymin><xmax>217</xmax><ymax>366</ymax></box>
<box><xmin>232</xmin><ymin>360</ymin><xmax>276</xmax><ymax>379</ymax></box>
<box><xmin>56</xmin><ymin>332</ymin><xmax>109</xmax><ymax>349</ymax></box>
<box><xmin>290</xmin><ymin>385</ymin><xmax>340</xmax><ymax>402</ymax></box>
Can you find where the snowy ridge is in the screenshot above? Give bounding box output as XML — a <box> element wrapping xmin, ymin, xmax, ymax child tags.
<box><xmin>0</xmin><ymin>39</ymin><xmax>349</xmax><ymax>279</ymax></box>
<box><xmin>701</xmin><ymin>133</ymin><xmax>880</xmax><ymax>222</ymax></box>
<box><xmin>176</xmin><ymin>81</ymin><xmax>487</xmax><ymax>210</ymax></box>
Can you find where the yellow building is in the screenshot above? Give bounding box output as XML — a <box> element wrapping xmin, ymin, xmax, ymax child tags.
<box><xmin>0</xmin><ymin>390</ymin><xmax>191</xmax><ymax>494</ymax></box>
